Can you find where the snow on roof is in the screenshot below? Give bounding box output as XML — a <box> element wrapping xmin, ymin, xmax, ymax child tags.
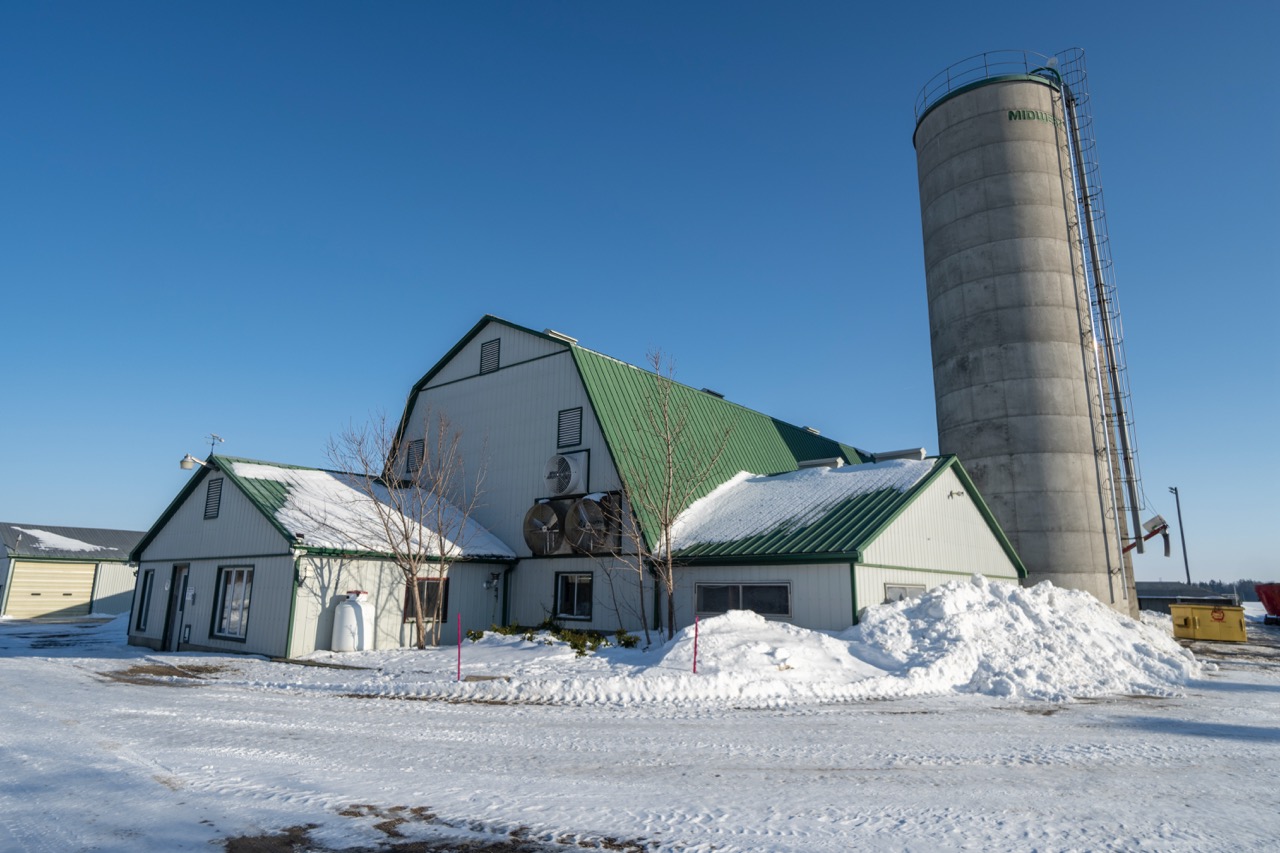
<box><xmin>667</xmin><ymin>458</ymin><xmax>936</xmax><ymax>554</ymax></box>
<box><xmin>11</xmin><ymin>526</ymin><xmax>111</xmax><ymax>553</ymax></box>
<box><xmin>228</xmin><ymin>461</ymin><xmax>515</xmax><ymax>560</ymax></box>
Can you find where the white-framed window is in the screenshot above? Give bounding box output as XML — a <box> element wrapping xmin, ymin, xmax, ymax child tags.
<box><xmin>135</xmin><ymin>569</ymin><xmax>155</xmax><ymax>632</ymax></box>
<box><xmin>695</xmin><ymin>582</ymin><xmax>791</xmax><ymax>617</ymax></box>
<box><xmin>555</xmin><ymin>572</ymin><xmax>593</xmax><ymax>620</ymax></box>
<box><xmin>884</xmin><ymin>583</ymin><xmax>926</xmax><ymax>604</ymax></box>
<box><xmin>213</xmin><ymin>566</ymin><xmax>253</xmax><ymax>640</ymax></box>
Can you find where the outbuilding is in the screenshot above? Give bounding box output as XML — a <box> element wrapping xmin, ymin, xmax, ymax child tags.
<box><xmin>0</xmin><ymin>523</ymin><xmax>143</xmax><ymax>619</ymax></box>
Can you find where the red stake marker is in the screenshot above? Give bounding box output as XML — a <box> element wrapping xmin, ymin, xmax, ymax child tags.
<box><xmin>693</xmin><ymin>616</ymin><xmax>699</xmax><ymax>674</ymax></box>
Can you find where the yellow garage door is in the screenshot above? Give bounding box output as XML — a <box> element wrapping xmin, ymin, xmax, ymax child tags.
<box><xmin>6</xmin><ymin>561</ymin><xmax>96</xmax><ymax>618</ymax></box>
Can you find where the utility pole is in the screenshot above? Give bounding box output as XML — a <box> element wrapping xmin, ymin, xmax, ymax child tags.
<box><xmin>1169</xmin><ymin>486</ymin><xmax>1191</xmax><ymax>585</ymax></box>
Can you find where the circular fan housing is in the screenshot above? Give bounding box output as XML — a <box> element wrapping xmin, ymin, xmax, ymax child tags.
<box><xmin>522</xmin><ymin>503</ymin><xmax>564</xmax><ymax>555</ymax></box>
<box><xmin>565</xmin><ymin>497</ymin><xmax>613</xmax><ymax>554</ymax></box>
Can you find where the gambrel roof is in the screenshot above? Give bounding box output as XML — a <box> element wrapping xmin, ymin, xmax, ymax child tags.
<box><xmin>1</xmin><ymin>522</ymin><xmax>143</xmax><ymax>562</ymax></box>
<box><xmin>396</xmin><ymin>315</ymin><xmax>874</xmax><ymax>551</ymax></box>
<box><xmin>132</xmin><ymin>456</ymin><xmax>515</xmax><ymax>562</ymax></box>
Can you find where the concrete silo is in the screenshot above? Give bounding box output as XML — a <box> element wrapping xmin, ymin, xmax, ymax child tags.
<box><xmin>913</xmin><ymin>50</ymin><xmax>1142</xmax><ymax>614</ymax></box>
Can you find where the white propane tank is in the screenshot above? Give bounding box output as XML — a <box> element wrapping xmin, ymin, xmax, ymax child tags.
<box><xmin>331</xmin><ymin>591</ymin><xmax>372</xmax><ymax>652</ymax></box>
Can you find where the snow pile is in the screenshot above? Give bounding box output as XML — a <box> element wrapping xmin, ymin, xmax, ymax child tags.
<box><xmin>299</xmin><ymin>576</ymin><xmax>1200</xmax><ymax>708</ymax></box>
<box><xmin>667</xmin><ymin>459</ymin><xmax>935</xmax><ymax>552</ymax></box>
<box><xmin>11</xmin><ymin>526</ymin><xmax>112</xmax><ymax>553</ymax></box>
<box><xmin>843</xmin><ymin>575</ymin><xmax>1201</xmax><ymax>701</ymax></box>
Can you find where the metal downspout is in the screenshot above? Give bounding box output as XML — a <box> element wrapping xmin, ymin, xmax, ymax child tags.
<box><xmin>284</xmin><ymin>552</ymin><xmax>304</xmax><ymax>659</ymax></box>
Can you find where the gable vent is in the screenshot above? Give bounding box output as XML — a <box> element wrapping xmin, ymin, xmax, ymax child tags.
<box><xmin>204</xmin><ymin>478</ymin><xmax>224</xmax><ymax>519</ymax></box>
<box><xmin>557</xmin><ymin>407</ymin><xmax>583</xmax><ymax>448</ymax></box>
<box><xmin>479</xmin><ymin>338</ymin><xmax>500</xmax><ymax>375</ymax></box>
<box><xmin>406</xmin><ymin>439</ymin><xmax>425</xmax><ymax>476</ymax></box>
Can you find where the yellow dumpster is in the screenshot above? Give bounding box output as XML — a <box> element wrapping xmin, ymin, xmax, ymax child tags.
<box><xmin>1169</xmin><ymin>604</ymin><xmax>1247</xmax><ymax>643</ymax></box>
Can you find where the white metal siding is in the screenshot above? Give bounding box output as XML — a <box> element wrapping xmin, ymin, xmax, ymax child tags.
<box><xmin>425</xmin><ymin>324</ymin><xmax>568</xmax><ymax>387</ymax></box>
<box><xmin>290</xmin><ymin>557</ymin><xmax>512</xmax><ymax>653</ymax></box>
<box><xmin>506</xmin><ymin>556</ymin><xmax>650</xmax><ymax>633</ymax></box>
<box><xmin>854</xmin><ymin>565</ymin><xmax>1018</xmax><ymax>613</ymax></box>
<box><xmin>403</xmin><ymin>348</ymin><xmax>620</xmax><ymax>552</ymax></box>
<box><xmin>127</xmin><ymin>556</ymin><xmax>296</xmax><ymax>657</ymax></box>
<box><xmin>672</xmin><ymin>563</ymin><xmax>855</xmax><ymax>632</ymax></box>
<box><xmin>89</xmin><ymin>562</ymin><xmax>137</xmax><ymax>615</ymax></box>
<box><xmin>861</xmin><ymin>468</ymin><xmax>1020</xmax><ymax>579</ymax></box>
<box><xmin>139</xmin><ymin>470</ymin><xmax>289</xmax><ymax>563</ymax></box>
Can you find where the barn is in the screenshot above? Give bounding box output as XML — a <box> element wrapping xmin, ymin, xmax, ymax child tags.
<box><xmin>0</xmin><ymin>523</ymin><xmax>142</xmax><ymax>619</ymax></box>
<box><xmin>129</xmin><ymin>314</ymin><xmax>1025</xmax><ymax>653</ymax></box>
<box><xmin>391</xmin><ymin>316</ymin><xmax>1024</xmax><ymax>636</ymax></box>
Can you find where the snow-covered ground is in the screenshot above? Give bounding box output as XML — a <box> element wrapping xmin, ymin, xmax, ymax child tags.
<box><xmin>2</xmin><ymin>578</ymin><xmax>1278</xmax><ymax>851</ymax></box>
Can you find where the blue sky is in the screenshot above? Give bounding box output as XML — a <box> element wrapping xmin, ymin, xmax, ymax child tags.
<box><xmin>1</xmin><ymin>1</ymin><xmax>1275</xmax><ymax>583</ymax></box>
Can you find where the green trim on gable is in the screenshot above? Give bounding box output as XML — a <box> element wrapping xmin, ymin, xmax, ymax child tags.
<box><xmin>669</xmin><ymin>456</ymin><xmax>1025</xmax><ymax>577</ymax></box>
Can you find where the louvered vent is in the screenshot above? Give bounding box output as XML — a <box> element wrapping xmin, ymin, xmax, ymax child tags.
<box><xmin>204</xmin><ymin>478</ymin><xmax>224</xmax><ymax>519</ymax></box>
<box><xmin>406</xmin><ymin>439</ymin><xmax>425</xmax><ymax>476</ymax></box>
<box><xmin>557</xmin><ymin>407</ymin><xmax>583</xmax><ymax>448</ymax></box>
<box><xmin>479</xmin><ymin>338</ymin><xmax>500</xmax><ymax>374</ymax></box>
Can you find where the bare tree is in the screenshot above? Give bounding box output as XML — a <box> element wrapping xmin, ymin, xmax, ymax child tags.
<box><xmin>598</xmin><ymin>495</ymin><xmax>652</xmax><ymax>647</ymax></box>
<box><xmin>327</xmin><ymin>409</ymin><xmax>485</xmax><ymax>648</ymax></box>
<box><xmin>614</xmin><ymin>351</ymin><xmax>731</xmax><ymax>641</ymax></box>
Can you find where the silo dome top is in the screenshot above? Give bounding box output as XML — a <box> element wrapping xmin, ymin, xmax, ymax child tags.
<box><xmin>915</xmin><ymin>49</ymin><xmax>1079</xmax><ymax>127</ymax></box>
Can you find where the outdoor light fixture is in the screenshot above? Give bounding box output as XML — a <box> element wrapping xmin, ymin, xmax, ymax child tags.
<box><xmin>179</xmin><ymin>434</ymin><xmax>225</xmax><ymax>470</ymax></box>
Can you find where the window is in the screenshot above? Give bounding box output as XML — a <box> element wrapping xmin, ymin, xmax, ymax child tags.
<box><xmin>213</xmin><ymin>566</ymin><xmax>253</xmax><ymax>639</ymax></box>
<box><xmin>555</xmin><ymin>572</ymin><xmax>593</xmax><ymax>620</ymax></box>
<box><xmin>403</xmin><ymin>577</ymin><xmax>449</xmax><ymax>623</ymax></box>
<box><xmin>557</xmin><ymin>407</ymin><xmax>583</xmax><ymax>448</ymax></box>
<box><xmin>406</xmin><ymin>439</ymin><xmax>425</xmax><ymax>477</ymax></box>
<box><xmin>695</xmin><ymin>583</ymin><xmax>791</xmax><ymax>617</ymax></box>
<box><xmin>204</xmin><ymin>478</ymin><xmax>223</xmax><ymax>519</ymax></box>
<box><xmin>479</xmin><ymin>338</ymin><xmax>500</xmax><ymax>374</ymax></box>
<box><xmin>135</xmin><ymin>569</ymin><xmax>155</xmax><ymax>632</ymax></box>
<box><xmin>884</xmin><ymin>584</ymin><xmax>926</xmax><ymax>604</ymax></box>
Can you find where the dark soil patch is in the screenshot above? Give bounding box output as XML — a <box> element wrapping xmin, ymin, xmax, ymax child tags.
<box><xmin>222</xmin><ymin>807</ymin><xmax>653</xmax><ymax>853</ymax></box>
<box><xmin>224</xmin><ymin>824</ymin><xmax>318</xmax><ymax>853</ymax></box>
<box><xmin>102</xmin><ymin>662</ymin><xmax>231</xmax><ymax>686</ymax></box>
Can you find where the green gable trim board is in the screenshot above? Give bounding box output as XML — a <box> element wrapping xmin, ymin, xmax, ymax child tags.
<box><xmin>133</xmin><ymin>455</ymin><xmax>514</xmax><ymax>564</ymax></box>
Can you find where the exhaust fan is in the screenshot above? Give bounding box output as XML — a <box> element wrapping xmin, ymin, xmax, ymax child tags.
<box><xmin>565</xmin><ymin>495</ymin><xmax>616</xmax><ymax>554</ymax></box>
<box><xmin>522</xmin><ymin>502</ymin><xmax>564</xmax><ymax>556</ymax></box>
<box><xmin>544</xmin><ymin>452</ymin><xmax>586</xmax><ymax>496</ymax></box>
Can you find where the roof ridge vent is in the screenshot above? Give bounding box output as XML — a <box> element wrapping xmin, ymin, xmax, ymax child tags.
<box><xmin>543</xmin><ymin>328</ymin><xmax>578</xmax><ymax>344</ymax></box>
<box><xmin>798</xmin><ymin>457</ymin><xmax>845</xmax><ymax>469</ymax></box>
<box><xmin>803</xmin><ymin>426</ymin><xmax>821</xmax><ymax>435</ymax></box>
<box><xmin>871</xmin><ymin>448</ymin><xmax>927</xmax><ymax>462</ymax></box>
<box><xmin>700</xmin><ymin>387</ymin><xmax>725</xmax><ymax>398</ymax></box>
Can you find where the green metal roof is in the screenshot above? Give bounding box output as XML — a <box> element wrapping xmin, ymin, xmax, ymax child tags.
<box><xmin>570</xmin><ymin>346</ymin><xmax>871</xmax><ymax>550</ymax></box>
<box><xmin>675</xmin><ymin>455</ymin><xmax>1024</xmax><ymax>573</ymax></box>
<box><xmin>671</xmin><ymin>456</ymin><xmax>1025</xmax><ymax>575</ymax></box>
